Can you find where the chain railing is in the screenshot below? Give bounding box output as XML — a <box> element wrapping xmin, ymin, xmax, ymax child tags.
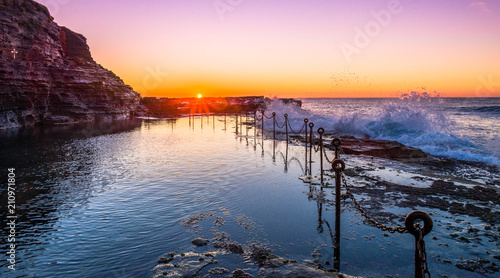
<box><xmin>190</xmin><ymin>111</ymin><xmax>434</xmax><ymax>277</ymax></box>
<box><xmin>250</xmin><ymin>110</ymin><xmax>433</xmax><ymax>278</ymax></box>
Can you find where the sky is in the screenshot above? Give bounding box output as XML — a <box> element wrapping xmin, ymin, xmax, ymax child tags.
<box><xmin>36</xmin><ymin>0</ymin><xmax>500</xmax><ymax>98</ymax></box>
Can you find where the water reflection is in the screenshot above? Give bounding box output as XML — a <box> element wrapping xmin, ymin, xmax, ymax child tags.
<box><xmin>2</xmin><ymin>115</ymin><xmax>493</xmax><ymax>277</ymax></box>
<box><xmin>0</xmin><ymin>119</ymin><xmax>142</xmax><ymax>272</ymax></box>
<box><xmin>233</xmin><ymin>118</ymin><xmax>344</xmax><ymax>272</ymax></box>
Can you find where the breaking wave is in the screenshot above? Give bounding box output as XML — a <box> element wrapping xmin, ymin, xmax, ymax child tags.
<box><xmin>264</xmin><ymin>93</ymin><xmax>500</xmax><ymax>166</ymax></box>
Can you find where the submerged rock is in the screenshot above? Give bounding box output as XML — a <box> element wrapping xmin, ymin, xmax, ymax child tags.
<box><xmin>192</xmin><ymin>238</ymin><xmax>209</xmax><ymax>247</ymax></box>
<box><xmin>231</xmin><ymin>269</ymin><xmax>253</xmax><ymax>278</ymax></box>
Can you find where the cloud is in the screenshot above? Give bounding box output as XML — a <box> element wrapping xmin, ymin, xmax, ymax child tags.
<box><xmin>469</xmin><ymin>1</ymin><xmax>492</xmax><ymax>14</ymax></box>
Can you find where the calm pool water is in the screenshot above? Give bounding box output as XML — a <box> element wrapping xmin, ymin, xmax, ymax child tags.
<box><xmin>0</xmin><ymin>116</ymin><xmax>495</xmax><ymax>277</ymax></box>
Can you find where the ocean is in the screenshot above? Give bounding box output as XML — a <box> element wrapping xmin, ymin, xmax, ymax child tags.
<box><xmin>0</xmin><ymin>96</ymin><xmax>499</xmax><ymax>278</ymax></box>
<box><xmin>294</xmin><ymin>95</ymin><xmax>500</xmax><ymax>167</ymax></box>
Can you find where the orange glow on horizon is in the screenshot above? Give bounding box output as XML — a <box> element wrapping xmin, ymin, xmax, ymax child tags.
<box><xmin>41</xmin><ymin>0</ymin><xmax>500</xmax><ymax>99</ymax></box>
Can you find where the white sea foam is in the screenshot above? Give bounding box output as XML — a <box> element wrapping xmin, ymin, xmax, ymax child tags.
<box><xmin>264</xmin><ymin>94</ymin><xmax>500</xmax><ymax>166</ymax></box>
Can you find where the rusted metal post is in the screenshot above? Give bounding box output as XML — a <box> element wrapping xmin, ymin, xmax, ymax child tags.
<box><xmin>333</xmin><ymin>138</ymin><xmax>341</xmax><ymax>159</ymax></box>
<box><xmin>254</xmin><ymin>111</ymin><xmax>257</xmax><ymax>137</ymax></box>
<box><xmin>309</xmin><ymin>123</ymin><xmax>314</xmax><ymax>175</ymax></box>
<box><xmin>318</xmin><ymin>128</ymin><xmax>325</xmax><ymax>186</ymax></box>
<box><xmin>272</xmin><ymin>139</ymin><xmax>276</xmax><ymax>162</ymax></box>
<box><xmin>332</xmin><ymin>158</ymin><xmax>346</xmax><ymax>271</ymax></box>
<box><xmin>405</xmin><ymin>211</ymin><xmax>433</xmax><ymax>278</ymax></box>
<box><xmin>240</xmin><ymin>110</ymin><xmax>243</xmax><ymax>134</ymax></box>
<box><xmin>261</xmin><ymin>110</ymin><xmax>264</xmax><ymax>139</ymax></box>
<box><xmin>304</xmin><ymin>118</ymin><xmax>309</xmax><ymax>175</ymax></box>
<box><xmin>245</xmin><ymin>112</ymin><xmax>249</xmax><ymax>137</ymax></box>
<box><xmin>272</xmin><ymin>112</ymin><xmax>276</xmax><ymax>140</ymax></box>
<box><xmin>235</xmin><ymin>113</ymin><xmax>239</xmax><ymax>134</ymax></box>
<box><xmin>224</xmin><ymin>113</ymin><xmax>227</xmax><ymax>130</ymax></box>
<box><xmin>284</xmin><ymin>114</ymin><xmax>289</xmax><ymax>143</ymax></box>
<box><xmin>284</xmin><ymin>140</ymin><xmax>289</xmax><ymax>173</ymax></box>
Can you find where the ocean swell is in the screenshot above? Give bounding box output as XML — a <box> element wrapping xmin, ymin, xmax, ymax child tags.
<box><xmin>264</xmin><ymin>94</ymin><xmax>500</xmax><ymax>166</ymax></box>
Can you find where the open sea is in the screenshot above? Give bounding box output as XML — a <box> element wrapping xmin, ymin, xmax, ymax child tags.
<box><xmin>299</xmin><ymin>96</ymin><xmax>500</xmax><ymax>167</ymax></box>
<box><xmin>1</xmin><ymin>96</ymin><xmax>499</xmax><ymax>278</ymax></box>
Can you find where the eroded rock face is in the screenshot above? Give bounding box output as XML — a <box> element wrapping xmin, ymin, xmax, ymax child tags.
<box><xmin>0</xmin><ymin>0</ymin><xmax>141</xmax><ymax>129</ymax></box>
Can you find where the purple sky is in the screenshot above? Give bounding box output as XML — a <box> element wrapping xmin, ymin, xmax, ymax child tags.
<box><xmin>35</xmin><ymin>0</ymin><xmax>500</xmax><ymax>97</ymax></box>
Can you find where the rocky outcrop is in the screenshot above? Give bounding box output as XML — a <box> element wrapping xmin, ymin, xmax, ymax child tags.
<box><xmin>0</xmin><ymin>0</ymin><xmax>141</xmax><ymax>129</ymax></box>
<box><xmin>329</xmin><ymin>136</ymin><xmax>428</xmax><ymax>160</ymax></box>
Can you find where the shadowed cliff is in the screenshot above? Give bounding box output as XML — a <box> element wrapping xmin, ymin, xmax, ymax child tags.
<box><xmin>0</xmin><ymin>0</ymin><xmax>141</xmax><ymax>129</ymax></box>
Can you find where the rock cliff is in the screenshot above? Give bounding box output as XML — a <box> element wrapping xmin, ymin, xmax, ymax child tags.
<box><xmin>0</xmin><ymin>0</ymin><xmax>141</xmax><ymax>129</ymax></box>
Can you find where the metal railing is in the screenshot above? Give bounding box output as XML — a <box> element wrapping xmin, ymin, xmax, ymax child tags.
<box><xmin>187</xmin><ymin>111</ymin><xmax>434</xmax><ymax>278</ymax></box>
<box><xmin>253</xmin><ymin>111</ymin><xmax>434</xmax><ymax>278</ymax></box>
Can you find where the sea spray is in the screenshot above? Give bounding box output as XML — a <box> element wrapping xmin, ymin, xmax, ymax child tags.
<box><xmin>264</xmin><ymin>94</ymin><xmax>500</xmax><ymax>166</ymax></box>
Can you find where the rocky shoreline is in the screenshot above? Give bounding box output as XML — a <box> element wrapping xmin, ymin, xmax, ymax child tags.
<box><xmin>0</xmin><ymin>0</ymin><xmax>140</xmax><ymax>129</ymax></box>
<box><xmin>153</xmin><ymin>211</ymin><xmax>355</xmax><ymax>278</ymax></box>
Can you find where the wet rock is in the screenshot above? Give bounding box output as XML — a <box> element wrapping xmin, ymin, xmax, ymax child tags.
<box><xmin>458</xmin><ymin>236</ymin><xmax>471</xmax><ymax>243</ymax></box>
<box><xmin>192</xmin><ymin>238</ymin><xmax>210</xmax><ymax>247</ymax></box>
<box><xmin>455</xmin><ymin>258</ymin><xmax>500</xmax><ymax>274</ymax></box>
<box><xmin>158</xmin><ymin>257</ymin><xmax>174</xmax><ymax>264</ymax></box>
<box><xmin>258</xmin><ymin>262</ymin><xmax>345</xmax><ymax>277</ymax></box>
<box><xmin>152</xmin><ymin>252</ymin><xmax>219</xmax><ymax>278</ymax></box>
<box><xmin>333</xmin><ymin>136</ymin><xmax>428</xmax><ymax>161</ymax></box>
<box><xmin>180</xmin><ymin>212</ymin><xmax>216</xmax><ymax>228</ymax></box>
<box><xmin>231</xmin><ymin>269</ymin><xmax>253</xmax><ymax>278</ymax></box>
<box><xmin>214</xmin><ymin>216</ymin><xmax>226</xmax><ymax>227</ymax></box>
<box><xmin>208</xmin><ymin>267</ymin><xmax>229</xmax><ymax>275</ymax></box>
<box><xmin>211</xmin><ymin>230</ymin><xmax>244</xmax><ymax>254</ymax></box>
<box><xmin>227</xmin><ymin>242</ymin><xmax>244</xmax><ymax>254</ymax></box>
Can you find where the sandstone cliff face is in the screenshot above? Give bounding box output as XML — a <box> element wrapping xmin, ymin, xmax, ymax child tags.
<box><xmin>0</xmin><ymin>0</ymin><xmax>141</xmax><ymax>129</ymax></box>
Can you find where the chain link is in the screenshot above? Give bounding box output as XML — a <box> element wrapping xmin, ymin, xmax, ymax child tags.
<box><xmin>310</xmin><ymin>136</ymin><xmax>322</xmax><ymax>152</ymax></box>
<box><xmin>288</xmin><ymin>121</ymin><xmax>306</xmax><ymax>134</ymax></box>
<box><xmin>275</xmin><ymin>118</ymin><xmax>287</xmax><ymax>129</ymax></box>
<box><xmin>321</xmin><ymin>218</ymin><xmax>336</xmax><ymax>246</ymax></box>
<box><xmin>263</xmin><ymin>112</ymin><xmax>274</xmax><ymax>119</ymax></box>
<box><xmin>417</xmin><ymin>228</ymin><xmax>431</xmax><ymax>277</ymax></box>
<box><xmin>324</xmin><ymin>149</ymin><xmax>334</xmax><ymax>163</ymax></box>
<box><xmin>341</xmin><ymin>173</ymin><xmax>407</xmax><ymax>234</ymax></box>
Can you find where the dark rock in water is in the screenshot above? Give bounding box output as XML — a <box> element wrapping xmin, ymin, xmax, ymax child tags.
<box><xmin>227</xmin><ymin>242</ymin><xmax>244</xmax><ymax>254</ymax></box>
<box><xmin>208</xmin><ymin>267</ymin><xmax>230</xmax><ymax>275</ymax></box>
<box><xmin>158</xmin><ymin>257</ymin><xmax>174</xmax><ymax>264</ymax></box>
<box><xmin>153</xmin><ymin>246</ymin><xmax>351</xmax><ymax>278</ymax></box>
<box><xmin>231</xmin><ymin>269</ymin><xmax>253</xmax><ymax>278</ymax></box>
<box><xmin>192</xmin><ymin>238</ymin><xmax>209</xmax><ymax>247</ymax></box>
<box><xmin>0</xmin><ymin>0</ymin><xmax>141</xmax><ymax>129</ymax></box>
<box><xmin>335</xmin><ymin>136</ymin><xmax>428</xmax><ymax>160</ymax></box>
<box><xmin>455</xmin><ymin>258</ymin><xmax>500</xmax><ymax>274</ymax></box>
